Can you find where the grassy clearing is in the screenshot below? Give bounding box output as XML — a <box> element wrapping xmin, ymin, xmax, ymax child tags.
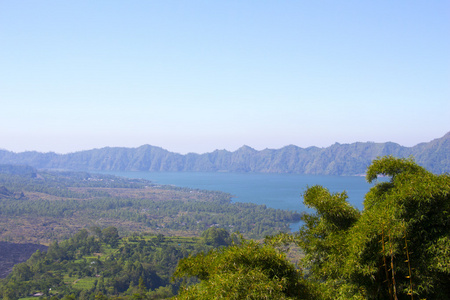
<box><xmin>71</xmin><ymin>277</ymin><xmax>97</xmax><ymax>290</ymax></box>
<box><xmin>64</xmin><ymin>274</ymin><xmax>97</xmax><ymax>290</ymax></box>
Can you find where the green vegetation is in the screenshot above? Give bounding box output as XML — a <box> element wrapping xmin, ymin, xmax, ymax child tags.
<box><xmin>174</xmin><ymin>156</ymin><xmax>450</xmax><ymax>299</ymax></box>
<box><xmin>0</xmin><ymin>228</ymin><xmax>229</xmax><ymax>299</ymax></box>
<box><xmin>173</xmin><ymin>238</ymin><xmax>310</xmax><ymax>300</ymax></box>
<box><xmin>0</xmin><ymin>167</ymin><xmax>300</xmax><ymax>244</ymax></box>
<box><xmin>0</xmin><ymin>156</ymin><xmax>448</xmax><ymax>299</ymax></box>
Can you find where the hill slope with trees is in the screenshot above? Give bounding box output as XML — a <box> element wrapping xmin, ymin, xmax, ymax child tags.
<box><xmin>0</xmin><ymin>132</ymin><xmax>449</xmax><ymax>175</ymax></box>
<box><xmin>3</xmin><ymin>156</ymin><xmax>447</xmax><ymax>299</ymax></box>
<box><xmin>174</xmin><ymin>156</ymin><xmax>450</xmax><ymax>299</ymax></box>
<box><xmin>0</xmin><ymin>166</ymin><xmax>300</xmax><ymax>245</ymax></box>
<box><xmin>0</xmin><ymin>228</ymin><xmax>233</xmax><ymax>299</ymax></box>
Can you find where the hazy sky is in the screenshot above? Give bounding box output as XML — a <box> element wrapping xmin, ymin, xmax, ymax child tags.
<box><xmin>1</xmin><ymin>1</ymin><xmax>449</xmax><ymax>154</ymax></box>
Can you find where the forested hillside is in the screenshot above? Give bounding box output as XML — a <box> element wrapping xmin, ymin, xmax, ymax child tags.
<box><xmin>0</xmin><ymin>166</ymin><xmax>300</xmax><ymax>245</ymax></box>
<box><xmin>0</xmin><ymin>228</ymin><xmax>234</xmax><ymax>299</ymax></box>
<box><xmin>1</xmin><ymin>156</ymin><xmax>448</xmax><ymax>299</ymax></box>
<box><xmin>0</xmin><ymin>132</ymin><xmax>448</xmax><ymax>175</ymax></box>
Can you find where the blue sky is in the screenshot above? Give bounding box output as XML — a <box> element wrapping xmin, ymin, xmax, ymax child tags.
<box><xmin>1</xmin><ymin>1</ymin><xmax>449</xmax><ymax>154</ymax></box>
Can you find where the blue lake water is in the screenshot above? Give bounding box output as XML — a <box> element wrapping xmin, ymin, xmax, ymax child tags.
<box><xmin>105</xmin><ymin>172</ymin><xmax>384</xmax><ymax>231</ymax></box>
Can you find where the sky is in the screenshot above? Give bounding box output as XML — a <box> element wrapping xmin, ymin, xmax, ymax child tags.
<box><xmin>0</xmin><ymin>1</ymin><xmax>449</xmax><ymax>154</ymax></box>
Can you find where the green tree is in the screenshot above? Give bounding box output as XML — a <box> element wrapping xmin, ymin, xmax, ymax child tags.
<box><xmin>11</xmin><ymin>262</ymin><xmax>32</xmax><ymax>281</ymax></box>
<box><xmin>155</xmin><ymin>233</ymin><xmax>165</xmax><ymax>243</ymax></box>
<box><xmin>90</xmin><ymin>225</ymin><xmax>103</xmax><ymax>239</ymax></box>
<box><xmin>348</xmin><ymin>156</ymin><xmax>450</xmax><ymax>299</ymax></box>
<box><xmin>173</xmin><ymin>239</ymin><xmax>309</xmax><ymax>299</ymax></box>
<box><xmin>102</xmin><ymin>226</ymin><xmax>119</xmax><ymax>247</ymax></box>
<box><xmin>201</xmin><ymin>227</ymin><xmax>232</xmax><ymax>247</ymax></box>
<box><xmin>297</xmin><ymin>156</ymin><xmax>450</xmax><ymax>299</ymax></box>
<box><xmin>296</xmin><ymin>185</ymin><xmax>361</xmax><ymax>299</ymax></box>
<box><xmin>2</xmin><ymin>287</ymin><xmax>16</xmax><ymax>300</ymax></box>
<box><xmin>94</xmin><ymin>292</ymin><xmax>109</xmax><ymax>300</ymax></box>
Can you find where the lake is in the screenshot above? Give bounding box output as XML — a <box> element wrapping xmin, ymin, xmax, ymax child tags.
<box><xmin>105</xmin><ymin>171</ymin><xmax>384</xmax><ymax>231</ymax></box>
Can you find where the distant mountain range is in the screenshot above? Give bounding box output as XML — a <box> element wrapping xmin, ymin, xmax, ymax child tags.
<box><xmin>0</xmin><ymin>132</ymin><xmax>449</xmax><ymax>175</ymax></box>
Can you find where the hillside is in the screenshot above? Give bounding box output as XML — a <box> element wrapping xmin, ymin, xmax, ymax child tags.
<box><xmin>0</xmin><ymin>242</ymin><xmax>48</xmax><ymax>279</ymax></box>
<box><xmin>1</xmin><ymin>157</ymin><xmax>447</xmax><ymax>299</ymax></box>
<box><xmin>0</xmin><ymin>231</ymin><xmax>221</xmax><ymax>299</ymax></box>
<box><xmin>0</xmin><ymin>167</ymin><xmax>300</xmax><ymax>245</ymax></box>
<box><xmin>0</xmin><ymin>132</ymin><xmax>449</xmax><ymax>175</ymax></box>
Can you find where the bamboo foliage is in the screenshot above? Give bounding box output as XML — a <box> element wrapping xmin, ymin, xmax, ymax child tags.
<box><xmin>388</xmin><ymin>231</ymin><xmax>398</xmax><ymax>300</ymax></box>
<box><xmin>378</xmin><ymin>220</ymin><xmax>417</xmax><ymax>300</ymax></box>
<box><xmin>380</xmin><ymin>226</ymin><xmax>393</xmax><ymax>300</ymax></box>
<box><xmin>299</xmin><ymin>156</ymin><xmax>450</xmax><ymax>299</ymax></box>
<box><xmin>403</xmin><ymin>226</ymin><xmax>414</xmax><ymax>299</ymax></box>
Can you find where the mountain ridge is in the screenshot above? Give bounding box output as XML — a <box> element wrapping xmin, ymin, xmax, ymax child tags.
<box><xmin>0</xmin><ymin>132</ymin><xmax>448</xmax><ymax>175</ymax></box>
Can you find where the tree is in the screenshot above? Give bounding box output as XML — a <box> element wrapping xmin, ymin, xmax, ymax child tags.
<box><xmin>90</xmin><ymin>225</ymin><xmax>103</xmax><ymax>239</ymax></box>
<box><xmin>296</xmin><ymin>185</ymin><xmax>361</xmax><ymax>299</ymax></box>
<box><xmin>155</xmin><ymin>233</ymin><xmax>165</xmax><ymax>243</ymax></box>
<box><xmin>173</xmin><ymin>239</ymin><xmax>310</xmax><ymax>299</ymax></box>
<box><xmin>102</xmin><ymin>226</ymin><xmax>119</xmax><ymax>247</ymax></box>
<box><xmin>11</xmin><ymin>262</ymin><xmax>32</xmax><ymax>281</ymax></box>
<box><xmin>297</xmin><ymin>156</ymin><xmax>450</xmax><ymax>299</ymax></box>
<box><xmin>350</xmin><ymin>156</ymin><xmax>450</xmax><ymax>299</ymax></box>
<box><xmin>201</xmin><ymin>227</ymin><xmax>232</xmax><ymax>247</ymax></box>
<box><xmin>94</xmin><ymin>292</ymin><xmax>109</xmax><ymax>300</ymax></box>
<box><xmin>2</xmin><ymin>287</ymin><xmax>16</xmax><ymax>300</ymax></box>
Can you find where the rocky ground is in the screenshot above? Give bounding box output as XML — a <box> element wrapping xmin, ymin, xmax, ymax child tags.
<box><xmin>0</xmin><ymin>242</ymin><xmax>48</xmax><ymax>278</ymax></box>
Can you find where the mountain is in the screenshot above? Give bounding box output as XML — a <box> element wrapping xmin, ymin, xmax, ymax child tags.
<box><xmin>0</xmin><ymin>132</ymin><xmax>449</xmax><ymax>175</ymax></box>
